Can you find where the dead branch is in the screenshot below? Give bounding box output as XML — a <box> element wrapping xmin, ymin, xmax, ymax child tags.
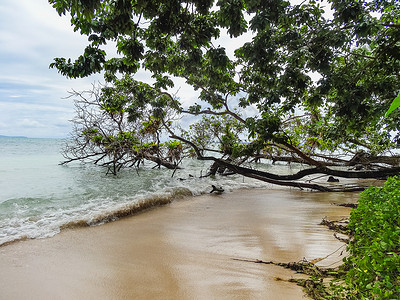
<box><xmin>320</xmin><ymin>218</ymin><xmax>350</xmax><ymax>235</ymax></box>
<box><xmin>231</xmin><ymin>258</ymin><xmax>331</xmax><ymax>277</ymax></box>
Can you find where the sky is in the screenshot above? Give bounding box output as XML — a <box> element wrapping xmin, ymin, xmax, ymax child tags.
<box><xmin>0</xmin><ymin>0</ymin><xmax>289</xmax><ymax>139</ymax></box>
<box><xmin>0</xmin><ymin>0</ymin><xmax>103</xmax><ymax>138</ymax></box>
<box><xmin>0</xmin><ymin>1</ymin><xmax>237</xmax><ymax>138</ymax></box>
<box><xmin>0</xmin><ymin>0</ymin><xmax>335</xmax><ymax>139</ymax></box>
<box><xmin>0</xmin><ymin>0</ymin><xmax>229</xmax><ymax>138</ymax></box>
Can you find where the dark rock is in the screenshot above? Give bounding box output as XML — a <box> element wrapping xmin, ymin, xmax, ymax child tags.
<box><xmin>210</xmin><ymin>185</ymin><xmax>224</xmax><ymax>194</ymax></box>
<box><xmin>327</xmin><ymin>176</ymin><xmax>340</xmax><ymax>182</ymax></box>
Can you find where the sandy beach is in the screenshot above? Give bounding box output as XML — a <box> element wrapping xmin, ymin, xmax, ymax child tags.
<box><xmin>0</xmin><ymin>188</ymin><xmax>359</xmax><ymax>299</ymax></box>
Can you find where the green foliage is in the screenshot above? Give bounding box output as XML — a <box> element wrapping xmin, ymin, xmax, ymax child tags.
<box><xmin>165</xmin><ymin>140</ymin><xmax>182</xmax><ymax>150</ymax></box>
<box><xmin>91</xmin><ymin>134</ymin><xmax>104</xmax><ymax>145</ymax></box>
<box><xmin>50</xmin><ymin>46</ymin><xmax>106</xmax><ymax>78</ymax></box>
<box><xmin>116</xmin><ymin>132</ymin><xmax>139</xmax><ymax>146</ymax></box>
<box><xmin>82</xmin><ymin>128</ymin><xmax>99</xmax><ymax>136</ymax></box>
<box><xmin>50</xmin><ymin>0</ymin><xmax>101</xmax><ymax>19</ymax></box>
<box><xmin>340</xmin><ymin>176</ymin><xmax>400</xmax><ymax>299</ymax></box>
<box><xmin>182</xmin><ymin>114</ymin><xmax>246</xmax><ymax>155</ymax></box>
<box><xmin>385</xmin><ymin>91</ymin><xmax>400</xmax><ymax>117</ymax></box>
<box><xmin>216</xmin><ymin>0</ymin><xmax>247</xmax><ymax>37</ymax></box>
<box><xmin>139</xmin><ymin>142</ymin><xmax>159</xmax><ymax>151</ymax></box>
<box><xmin>52</xmin><ymin>0</ymin><xmax>400</xmax><ymax>167</ymax></box>
<box><xmin>141</xmin><ymin>117</ymin><xmax>161</xmax><ymax>136</ymax></box>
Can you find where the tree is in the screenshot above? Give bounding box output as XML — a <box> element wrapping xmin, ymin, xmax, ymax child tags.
<box><xmin>50</xmin><ymin>0</ymin><xmax>400</xmax><ymax>191</ymax></box>
<box><xmin>60</xmin><ymin>79</ymin><xmax>184</xmax><ymax>175</ymax></box>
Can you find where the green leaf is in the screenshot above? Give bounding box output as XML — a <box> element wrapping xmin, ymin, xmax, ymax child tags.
<box><xmin>385</xmin><ymin>91</ymin><xmax>400</xmax><ymax>117</ymax></box>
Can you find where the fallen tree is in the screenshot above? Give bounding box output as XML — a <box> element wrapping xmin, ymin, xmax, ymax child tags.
<box><xmin>168</xmin><ymin>131</ymin><xmax>399</xmax><ymax>192</ymax></box>
<box><xmin>60</xmin><ymin>87</ymin><xmax>184</xmax><ymax>175</ymax></box>
<box><xmin>60</xmin><ymin>82</ymin><xmax>399</xmax><ymax>192</ymax></box>
<box><xmin>50</xmin><ymin>0</ymin><xmax>400</xmax><ymax>190</ymax></box>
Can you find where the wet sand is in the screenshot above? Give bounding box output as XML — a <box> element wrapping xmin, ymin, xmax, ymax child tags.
<box><xmin>0</xmin><ymin>188</ymin><xmax>359</xmax><ymax>299</ymax></box>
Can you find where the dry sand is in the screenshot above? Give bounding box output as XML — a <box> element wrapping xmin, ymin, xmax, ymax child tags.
<box><xmin>0</xmin><ymin>188</ymin><xmax>359</xmax><ymax>300</ymax></box>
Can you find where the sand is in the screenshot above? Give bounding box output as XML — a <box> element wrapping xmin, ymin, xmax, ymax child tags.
<box><xmin>0</xmin><ymin>188</ymin><xmax>359</xmax><ymax>300</ymax></box>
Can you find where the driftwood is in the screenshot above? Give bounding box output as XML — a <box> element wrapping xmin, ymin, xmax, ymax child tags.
<box><xmin>199</xmin><ymin>157</ymin><xmax>395</xmax><ymax>192</ymax></box>
<box><xmin>142</xmin><ymin>153</ymin><xmax>182</xmax><ymax>170</ymax></box>
<box><xmin>61</xmin><ymin>140</ymin><xmax>182</xmax><ymax>175</ymax></box>
<box><xmin>232</xmin><ymin>214</ymin><xmax>354</xmax><ymax>298</ymax></box>
<box><xmin>170</xmin><ymin>133</ymin><xmax>399</xmax><ymax>192</ymax></box>
<box><xmin>320</xmin><ymin>218</ymin><xmax>350</xmax><ymax>235</ymax></box>
<box><xmin>333</xmin><ymin>233</ymin><xmax>351</xmax><ymax>244</ymax></box>
<box><xmin>262</xmin><ymin>153</ymin><xmax>400</xmax><ymax>168</ymax></box>
<box><xmin>210</xmin><ymin>185</ymin><xmax>224</xmax><ymax>194</ymax></box>
<box><xmin>233</xmin><ymin>257</ymin><xmax>339</xmax><ymax>299</ymax></box>
<box><xmin>232</xmin><ymin>258</ymin><xmax>333</xmax><ymax>277</ymax></box>
<box><xmin>334</xmin><ymin>203</ymin><xmax>358</xmax><ymax>208</ymax></box>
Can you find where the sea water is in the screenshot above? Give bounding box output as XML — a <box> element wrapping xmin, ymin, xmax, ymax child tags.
<box><xmin>0</xmin><ymin>137</ymin><xmax>295</xmax><ymax>246</ymax></box>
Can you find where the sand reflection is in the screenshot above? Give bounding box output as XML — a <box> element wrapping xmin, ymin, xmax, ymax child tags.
<box><xmin>0</xmin><ymin>188</ymin><xmax>359</xmax><ymax>299</ymax></box>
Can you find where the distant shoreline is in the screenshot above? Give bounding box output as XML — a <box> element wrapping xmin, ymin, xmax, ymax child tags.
<box><xmin>0</xmin><ymin>135</ymin><xmax>27</xmax><ymax>138</ymax></box>
<box><xmin>0</xmin><ymin>135</ymin><xmax>65</xmax><ymax>139</ymax></box>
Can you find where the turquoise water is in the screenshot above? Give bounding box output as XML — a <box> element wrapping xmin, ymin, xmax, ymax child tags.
<box><xmin>0</xmin><ymin>137</ymin><xmax>277</xmax><ymax>246</ymax></box>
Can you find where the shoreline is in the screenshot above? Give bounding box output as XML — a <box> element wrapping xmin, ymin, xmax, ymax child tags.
<box><xmin>0</xmin><ymin>188</ymin><xmax>359</xmax><ymax>299</ymax></box>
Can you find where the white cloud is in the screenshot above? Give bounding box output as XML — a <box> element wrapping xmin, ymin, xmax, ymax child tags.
<box><xmin>19</xmin><ymin>118</ymin><xmax>46</xmax><ymax>128</ymax></box>
<box><xmin>0</xmin><ymin>0</ymin><xmax>252</xmax><ymax>138</ymax></box>
<box><xmin>0</xmin><ymin>0</ymin><xmax>104</xmax><ymax>138</ymax></box>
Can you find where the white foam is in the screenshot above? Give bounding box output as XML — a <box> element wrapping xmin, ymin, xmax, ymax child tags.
<box><xmin>0</xmin><ymin>138</ymin><xmax>305</xmax><ymax>246</ymax></box>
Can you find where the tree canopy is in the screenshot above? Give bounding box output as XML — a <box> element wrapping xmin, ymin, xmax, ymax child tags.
<box><xmin>50</xmin><ymin>0</ymin><xmax>400</xmax><ymax>191</ymax></box>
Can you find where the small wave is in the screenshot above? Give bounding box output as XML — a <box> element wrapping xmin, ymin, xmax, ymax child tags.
<box><xmin>61</xmin><ymin>192</ymin><xmax>178</xmax><ymax>230</ymax></box>
<box><xmin>1</xmin><ymin>139</ymin><xmax>280</xmax><ymax>247</ymax></box>
<box><xmin>59</xmin><ymin>220</ymin><xmax>91</xmax><ymax>230</ymax></box>
<box><xmin>88</xmin><ymin>187</ymin><xmax>193</xmax><ymax>225</ymax></box>
<box><xmin>0</xmin><ymin>235</ymin><xmax>29</xmax><ymax>248</ymax></box>
<box><xmin>0</xmin><ymin>187</ymin><xmax>195</xmax><ymax>247</ymax></box>
<box><xmin>0</xmin><ymin>164</ymin><xmax>279</xmax><ymax>248</ymax></box>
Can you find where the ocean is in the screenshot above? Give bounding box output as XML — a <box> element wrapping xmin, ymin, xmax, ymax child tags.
<box><xmin>0</xmin><ymin>137</ymin><xmax>284</xmax><ymax>246</ymax></box>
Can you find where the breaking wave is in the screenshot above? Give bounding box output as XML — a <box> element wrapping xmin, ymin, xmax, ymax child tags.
<box><xmin>0</xmin><ymin>137</ymin><xmax>300</xmax><ymax>247</ymax></box>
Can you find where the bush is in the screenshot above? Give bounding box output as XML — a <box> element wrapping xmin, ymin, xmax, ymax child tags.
<box><xmin>343</xmin><ymin>176</ymin><xmax>400</xmax><ymax>299</ymax></box>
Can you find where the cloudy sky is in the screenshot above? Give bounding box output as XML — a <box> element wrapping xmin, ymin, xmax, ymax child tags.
<box><xmin>0</xmin><ymin>0</ymin><xmax>107</xmax><ymax>138</ymax></box>
<box><xmin>0</xmin><ymin>0</ymin><xmax>218</xmax><ymax>138</ymax></box>
<box><xmin>0</xmin><ymin>1</ymin><xmax>261</xmax><ymax>138</ymax></box>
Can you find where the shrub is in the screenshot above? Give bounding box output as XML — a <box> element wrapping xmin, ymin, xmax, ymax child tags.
<box><xmin>343</xmin><ymin>176</ymin><xmax>400</xmax><ymax>299</ymax></box>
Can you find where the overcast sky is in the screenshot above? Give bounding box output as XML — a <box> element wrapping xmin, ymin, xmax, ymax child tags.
<box><xmin>0</xmin><ymin>1</ymin><xmax>265</xmax><ymax>138</ymax></box>
<box><xmin>0</xmin><ymin>0</ymin><xmax>102</xmax><ymax>137</ymax></box>
<box><xmin>0</xmin><ymin>0</ymin><xmax>219</xmax><ymax>138</ymax></box>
